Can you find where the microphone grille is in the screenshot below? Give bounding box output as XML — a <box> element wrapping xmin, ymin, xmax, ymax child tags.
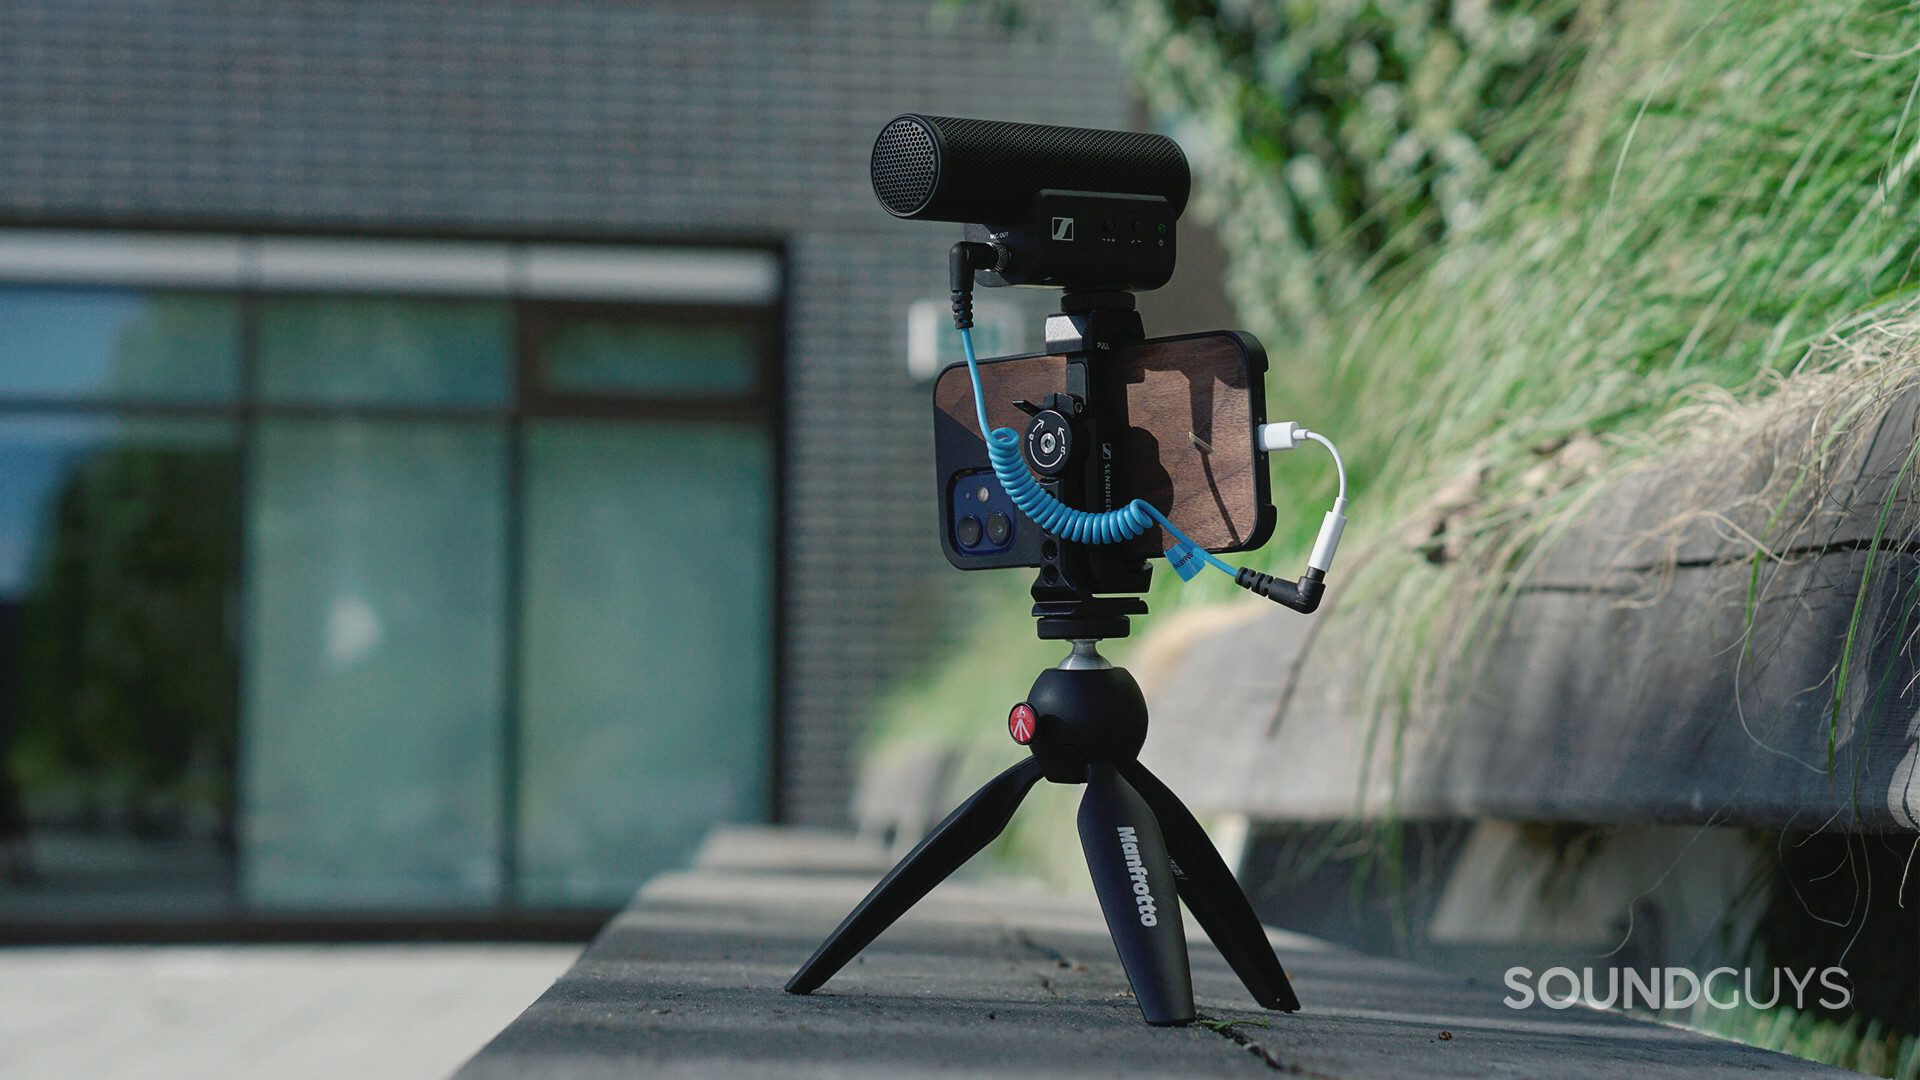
<box><xmin>871</xmin><ymin>116</ymin><xmax>939</xmax><ymax>217</ymax></box>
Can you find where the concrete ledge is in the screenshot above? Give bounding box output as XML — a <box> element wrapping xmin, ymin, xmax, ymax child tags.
<box><xmin>1143</xmin><ymin>383</ymin><xmax>1920</xmax><ymax>832</ymax></box>
<box><xmin>454</xmin><ymin>829</ymin><xmax>1854</xmax><ymax>1078</ymax></box>
<box><xmin>689</xmin><ymin>826</ymin><xmax>894</xmax><ymax>877</ymax></box>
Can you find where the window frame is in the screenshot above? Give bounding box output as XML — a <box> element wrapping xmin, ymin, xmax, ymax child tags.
<box><xmin>0</xmin><ymin>262</ymin><xmax>785</xmax><ymax>936</ymax></box>
<box><xmin>516</xmin><ymin>299</ymin><xmax>779</xmax><ymax>422</ymax></box>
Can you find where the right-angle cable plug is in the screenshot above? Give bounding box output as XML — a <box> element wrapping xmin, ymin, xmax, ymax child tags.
<box><xmin>949</xmin><ymin>240</ymin><xmax>1001</xmax><ymax>330</ymax></box>
<box><xmin>1235</xmin><ymin>565</ymin><xmax>1327</xmax><ymax>613</ymax></box>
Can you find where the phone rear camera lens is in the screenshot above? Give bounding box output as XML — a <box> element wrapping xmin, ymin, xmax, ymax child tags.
<box><xmin>957</xmin><ymin>515</ymin><xmax>983</xmax><ymax>548</ymax></box>
<box><xmin>986</xmin><ymin>512</ymin><xmax>1011</xmax><ymax>545</ymax></box>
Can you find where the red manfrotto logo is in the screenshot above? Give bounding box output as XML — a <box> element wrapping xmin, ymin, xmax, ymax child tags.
<box><xmin>1008</xmin><ymin>703</ymin><xmax>1037</xmax><ymax>744</ymax></box>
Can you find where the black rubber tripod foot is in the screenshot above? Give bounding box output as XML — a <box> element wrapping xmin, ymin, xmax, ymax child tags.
<box><xmin>1079</xmin><ymin>762</ymin><xmax>1194</xmax><ymax>1024</ymax></box>
<box><xmin>785</xmin><ymin>757</ymin><xmax>1046</xmax><ymax>995</ymax></box>
<box><xmin>1118</xmin><ymin>758</ymin><xmax>1301</xmax><ymax>1012</ymax></box>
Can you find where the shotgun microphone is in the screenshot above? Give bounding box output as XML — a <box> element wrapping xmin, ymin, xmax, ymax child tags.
<box><xmin>870</xmin><ymin>114</ymin><xmax>1189</xmax><ymax>291</ymax></box>
<box><xmin>870</xmin><ymin>114</ymin><xmax>1189</xmax><ymax>224</ymax></box>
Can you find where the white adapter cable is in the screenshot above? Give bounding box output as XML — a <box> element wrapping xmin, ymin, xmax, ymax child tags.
<box><xmin>1259</xmin><ymin>422</ymin><xmax>1349</xmax><ymax>575</ymax></box>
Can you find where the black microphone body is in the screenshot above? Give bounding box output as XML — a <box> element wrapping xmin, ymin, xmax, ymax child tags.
<box><xmin>871</xmin><ymin>114</ymin><xmax>1189</xmax><ymax>292</ymax></box>
<box><xmin>872</xmin><ymin>114</ymin><xmax>1190</xmax><ymax>224</ymax></box>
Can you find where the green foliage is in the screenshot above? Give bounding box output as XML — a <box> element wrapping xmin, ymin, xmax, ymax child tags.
<box><xmin>1094</xmin><ymin>0</ymin><xmax>1920</xmax><ymax>712</ymax></box>
<box><xmin>9</xmin><ymin>445</ymin><xmax>239</xmax><ymax>818</ymax></box>
<box><xmin>1680</xmin><ymin>1001</ymin><xmax>1919</xmax><ymax>1080</ymax></box>
<box><xmin>1095</xmin><ymin>0</ymin><xmax>1585</xmax><ymax>334</ymax></box>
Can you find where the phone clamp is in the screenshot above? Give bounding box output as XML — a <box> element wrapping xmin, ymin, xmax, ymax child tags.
<box><xmin>1030</xmin><ymin>287</ymin><xmax>1155</xmax><ymax>638</ymax></box>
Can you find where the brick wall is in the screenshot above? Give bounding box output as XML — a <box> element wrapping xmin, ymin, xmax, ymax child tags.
<box><xmin>0</xmin><ymin>0</ymin><xmax>1138</xmax><ymax>824</ymax></box>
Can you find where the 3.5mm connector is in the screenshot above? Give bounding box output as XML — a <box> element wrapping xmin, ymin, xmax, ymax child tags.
<box><xmin>1236</xmin><ymin>495</ymin><xmax>1346</xmax><ymax>613</ymax></box>
<box><xmin>1235</xmin><ymin>565</ymin><xmax>1327</xmax><ymax>614</ymax></box>
<box><xmin>949</xmin><ymin>241</ymin><xmax>1001</xmax><ymax>330</ymax></box>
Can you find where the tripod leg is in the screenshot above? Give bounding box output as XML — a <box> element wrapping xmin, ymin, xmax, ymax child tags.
<box><xmin>787</xmin><ymin>756</ymin><xmax>1045</xmax><ymax>995</ymax></box>
<box><xmin>1116</xmin><ymin>758</ymin><xmax>1300</xmax><ymax>1012</ymax></box>
<box><xmin>1078</xmin><ymin>762</ymin><xmax>1194</xmax><ymax>1025</ymax></box>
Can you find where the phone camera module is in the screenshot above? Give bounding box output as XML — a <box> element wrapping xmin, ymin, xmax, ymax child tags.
<box><xmin>986</xmin><ymin>512</ymin><xmax>1011</xmax><ymax>545</ymax></box>
<box><xmin>956</xmin><ymin>514</ymin><xmax>984</xmax><ymax>548</ymax></box>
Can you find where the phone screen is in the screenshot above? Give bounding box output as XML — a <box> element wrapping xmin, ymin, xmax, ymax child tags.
<box><xmin>932</xmin><ymin>330</ymin><xmax>1273</xmax><ymax>569</ymax></box>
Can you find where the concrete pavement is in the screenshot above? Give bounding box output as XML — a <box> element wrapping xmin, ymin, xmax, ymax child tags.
<box><xmin>456</xmin><ymin>827</ymin><xmax>1857</xmax><ymax>1079</ymax></box>
<box><xmin>0</xmin><ymin>943</ymin><xmax>578</xmax><ymax>1080</ymax></box>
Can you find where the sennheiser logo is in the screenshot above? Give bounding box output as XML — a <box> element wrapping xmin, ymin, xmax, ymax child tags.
<box><xmin>1051</xmin><ymin>216</ymin><xmax>1076</xmax><ymax>241</ymax></box>
<box><xmin>1115</xmin><ymin>826</ymin><xmax>1158</xmax><ymax>926</ymax></box>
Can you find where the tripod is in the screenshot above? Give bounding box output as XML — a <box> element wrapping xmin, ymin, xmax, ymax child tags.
<box><xmin>785</xmin><ymin>292</ymin><xmax>1301</xmax><ymax>1025</ymax></box>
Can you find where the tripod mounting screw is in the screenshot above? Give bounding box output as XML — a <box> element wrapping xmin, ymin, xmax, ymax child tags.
<box><xmin>1008</xmin><ymin>702</ymin><xmax>1039</xmax><ymax>745</ymax></box>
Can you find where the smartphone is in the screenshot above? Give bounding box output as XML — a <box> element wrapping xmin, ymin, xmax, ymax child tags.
<box><xmin>932</xmin><ymin>330</ymin><xmax>1275</xmax><ymax>570</ymax></box>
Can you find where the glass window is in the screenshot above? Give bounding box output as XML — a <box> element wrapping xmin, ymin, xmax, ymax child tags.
<box><xmin>0</xmin><ymin>416</ymin><xmax>240</xmax><ymax>921</ymax></box>
<box><xmin>240</xmin><ymin>419</ymin><xmax>507</xmax><ymax>910</ymax></box>
<box><xmin>0</xmin><ymin>286</ymin><xmax>242</xmax><ymax>402</ymax></box>
<box><xmin>257</xmin><ymin>298</ymin><xmax>511</xmax><ymax>406</ymax></box>
<box><xmin>536</xmin><ymin>314</ymin><xmax>759</xmax><ymax>397</ymax></box>
<box><xmin>517</xmin><ymin>421</ymin><xmax>772</xmax><ymax>907</ymax></box>
<box><xmin>0</xmin><ymin>266</ymin><xmax>780</xmax><ymax>930</ymax></box>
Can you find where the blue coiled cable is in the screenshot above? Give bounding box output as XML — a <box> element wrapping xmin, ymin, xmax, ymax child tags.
<box><xmin>959</xmin><ymin>327</ymin><xmax>1235</xmax><ymax>579</ymax></box>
